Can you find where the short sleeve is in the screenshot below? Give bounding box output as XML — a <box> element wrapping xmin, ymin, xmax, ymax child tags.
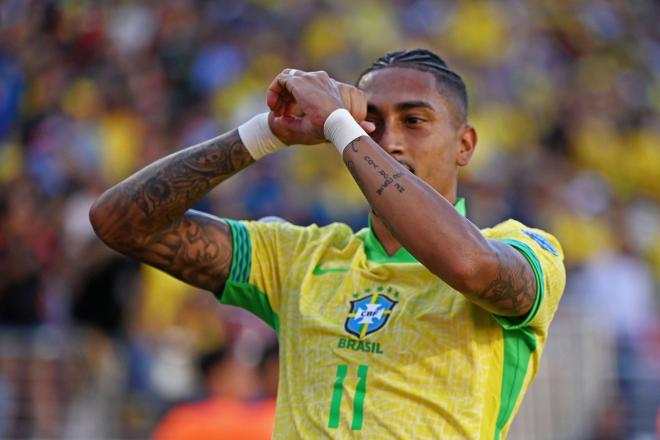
<box><xmin>485</xmin><ymin>220</ymin><xmax>567</xmax><ymax>332</ymax></box>
<box><xmin>214</xmin><ymin>219</ymin><xmax>302</xmax><ymax>332</ymax></box>
<box><xmin>217</xmin><ymin>219</ymin><xmax>352</xmax><ymax>333</ymax></box>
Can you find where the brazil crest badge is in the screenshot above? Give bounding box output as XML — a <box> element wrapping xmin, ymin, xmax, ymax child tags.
<box><xmin>345</xmin><ymin>292</ymin><xmax>398</xmax><ymax>339</ymax></box>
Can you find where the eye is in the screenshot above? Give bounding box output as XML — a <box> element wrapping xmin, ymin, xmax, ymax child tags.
<box><xmin>405</xmin><ymin>115</ymin><xmax>425</xmax><ymax>125</ymax></box>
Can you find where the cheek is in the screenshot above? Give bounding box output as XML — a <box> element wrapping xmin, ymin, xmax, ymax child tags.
<box><xmin>410</xmin><ymin>131</ymin><xmax>453</xmax><ymax>161</ymax></box>
<box><xmin>413</xmin><ymin>141</ymin><xmax>458</xmax><ymax>179</ymax></box>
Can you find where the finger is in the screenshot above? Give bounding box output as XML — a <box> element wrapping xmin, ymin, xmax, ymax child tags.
<box><xmin>335</xmin><ymin>81</ymin><xmax>345</xmax><ymax>106</ymax></box>
<box><xmin>360</xmin><ymin>121</ymin><xmax>376</xmax><ymax>133</ymax></box>
<box><xmin>336</xmin><ymin>82</ymin><xmax>356</xmax><ymax>115</ymax></box>
<box><xmin>266</xmin><ymin>88</ymin><xmax>282</xmax><ymax>114</ymax></box>
<box><xmin>359</xmin><ymin>90</ymin><xmax>368</xmax><ymax>122</ymax></box>
<box><xmin>346</xmin><ymin>86</ymin><xmax>355</xmax><ymax>118</ymax></box>
<box><xmin>337</xmin><ymin>82</ymin><xmax>366</xmax><ymax>121</ymax></box>
<box><xmin>279</xmin><ymin>77</ymin><xmax>304</xmax><ymax>117</ymax></box>
<box><xmin>267</xmin><ymin>74</ymin><xmax>298</xmax><ymax>116</ymax></box>
<box><xmin>267</xmin><ymin>76</ymin><xmax>287</xmax><ymax>116</ymax></box>
<box><xmin>267</xmin><ymin>73</ymin><xmax>288</xmax><ymax>95</ymax></box>
<box><xmin>350</xmin><ymin>87</ymin><xmax>367</xmax><ymax>122</ymax></box>
<box><xmin>268</xmin><ymin>92</ymin><xmax>287</xmax><ymax>117</ymax></box>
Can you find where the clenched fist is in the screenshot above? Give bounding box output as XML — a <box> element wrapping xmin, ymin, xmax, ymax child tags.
<box><xmin>267</xmin><ymin>69</ymin><xmax>374</xmax><ymax>146</ymax></box>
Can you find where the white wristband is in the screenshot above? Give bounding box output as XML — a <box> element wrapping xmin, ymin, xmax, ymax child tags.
<box><xmin>238</xmin><ymin>112</ymin><xmax>287</xmax><ymax>160</ymax></box>
<box><xmin>323</xmin><ymin>108</ymin><xmax>367</xmax><ymax>155</ymax></box>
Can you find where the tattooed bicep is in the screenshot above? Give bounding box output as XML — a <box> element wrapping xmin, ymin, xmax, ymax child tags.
<box><xmin>133</xmin><ymin>210</ymin><xmax>233</xmax><ymax>293</ymax></box>
<box><xmin>474</xmin><ymin>240</ymin><xmax>538</xmax><ymax>317</ymax></box>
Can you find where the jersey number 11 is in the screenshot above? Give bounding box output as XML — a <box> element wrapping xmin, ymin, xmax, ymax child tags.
<box><xmin>327</xmin><ymin>364</ymin><xmax>369</xmax><ymax>430</ymax></box>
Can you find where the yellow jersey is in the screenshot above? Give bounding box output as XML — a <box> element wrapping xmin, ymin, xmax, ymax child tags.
<box><xmin>219</xmin><ymin>202</ymin><xmax>566</xmax><ymax>439</ymax></box>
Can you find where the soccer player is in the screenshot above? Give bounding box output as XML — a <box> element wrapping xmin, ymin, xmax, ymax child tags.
<box><xmin>90</xmin><ymin>49</ymin><xmax>566</xmax><ymax>439</ymax></box>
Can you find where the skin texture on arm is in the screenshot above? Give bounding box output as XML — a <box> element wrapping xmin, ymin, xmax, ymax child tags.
<box><xmin>89</xmin><ymin>130</ymin><xmax>254</xmax><ymax>293</ymax></box>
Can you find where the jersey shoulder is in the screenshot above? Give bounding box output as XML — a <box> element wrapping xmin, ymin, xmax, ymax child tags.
<box><xmin>483</xmin><ymin>219</ymin><xmax>567</xmax><ymax>332</ymax></box>
<box><xmin>239</xmin><ymin>218</ymin><xmax>359</xmax><ymax>262</ymax></box>
<box><xmin>482</xmin><ymin>219</ymin><xmax>564</xmax><ymax>259</ymax></box>
<box><xmin>221</xmin><ymin>219</ymin><xmax>358</xmax><ymax>328</ymax></box>
<box><xmin>244</xmin><ymin>218</ymin><xmax>355</xmax><ymax>244</ymax></box>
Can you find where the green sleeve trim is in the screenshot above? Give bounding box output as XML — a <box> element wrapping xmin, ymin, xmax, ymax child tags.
<box><xmin>221</xmin><ymin>280</ymin><xmax>280</xmax><ymax>335</ymax></box>
<box><xmin>494</xmin><ymin>326</ymin><xmax>537</xmax><ymax>439</ymax></box>
<box><xmin>225</xmin><ymin>219</ymin><xmax>251</xmax><ymax>284</ymax></box>
<box><xmin>492</xmin><ymin>239</ymin><xmax>545</xmax><ymax>330</ymax></box>
<box><xmin>217</xmin><ymin>220</ymin><xmax>279</xmax><ymax>334</ymax></box>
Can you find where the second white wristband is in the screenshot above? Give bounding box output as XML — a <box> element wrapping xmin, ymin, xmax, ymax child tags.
<box><xmin>238</xmin><ymin>112</ymin><xmax>287</xmax><ymax>160</ymax></box>
<box><xmin>323</xmin><ymin>108</ymin><xmax>367</xmax><ymax>155</ymax></box>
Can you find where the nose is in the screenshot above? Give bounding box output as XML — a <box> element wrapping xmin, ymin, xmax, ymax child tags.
<box><xmin>377</xmin><ymin>123</ymin><xmax>405</xmax><ymax>156</ymax></box>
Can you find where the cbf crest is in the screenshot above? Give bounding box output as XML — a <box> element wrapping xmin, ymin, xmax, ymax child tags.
<box><xmin>345</xmin><ymin>287</ymin><xmax>398</xmax><ymax>339</ymax></box>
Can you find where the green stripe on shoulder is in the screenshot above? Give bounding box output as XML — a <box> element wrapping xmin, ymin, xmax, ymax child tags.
<box><xmin>494</xmin><ymin>326</ymin><xmax>537</xmax><ymax>439</ymax></box>
<box><xmin>225</xmin><ymin>219</ymin><xmax>252</xmax><ymax>284</ymax></box>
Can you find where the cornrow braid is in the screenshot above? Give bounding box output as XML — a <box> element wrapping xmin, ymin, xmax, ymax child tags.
<box><xmin>358</xmin><ymin>49</ymin><xmax>468</xmax><ymax>125</ymax></box>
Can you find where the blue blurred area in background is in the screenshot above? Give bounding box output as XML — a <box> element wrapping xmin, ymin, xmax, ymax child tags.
<box><xmin>0</xmin><ymin>0</ymin><xmax>659</xmax><ymax>438</ymax></box>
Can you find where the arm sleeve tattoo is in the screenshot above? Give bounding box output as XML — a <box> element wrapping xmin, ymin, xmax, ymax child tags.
<box><xmin>90</xmin><ymin>129</ymin><xmax>255</xmax><ymax>292</ymax></box>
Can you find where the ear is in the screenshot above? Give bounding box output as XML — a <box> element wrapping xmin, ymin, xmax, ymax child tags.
<box><xmin>456</xmin><ymin>125</ymin><xmax>477</xmax><ymax>167</ymax></box>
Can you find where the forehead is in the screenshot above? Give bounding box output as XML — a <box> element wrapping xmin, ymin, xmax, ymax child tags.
<box><xmin>358</xmin><ymin>67</ymin><xmax>447</xmax><ymax>112</ymax></box>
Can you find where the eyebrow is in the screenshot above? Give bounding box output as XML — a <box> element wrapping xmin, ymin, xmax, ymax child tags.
<box><xmin>367</xmin><ymin>101</ymin><xmax>437</xmax><ymax>113</ymax></box>
<box><xmin>397</xmin><ymin>101</ymin><xmax>436</xmax><ymax>112</ymax></box>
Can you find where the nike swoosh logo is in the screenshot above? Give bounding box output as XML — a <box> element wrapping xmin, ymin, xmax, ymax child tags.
<box><xmin>312</xmin><ymin>264</ymin><xmax>349</xmax><ymax>276</ymax></box>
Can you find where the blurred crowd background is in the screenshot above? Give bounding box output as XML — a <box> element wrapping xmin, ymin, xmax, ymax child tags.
<box><xmin>1</xmin><ymin>0</ymin><xmax>659</xmax><ymax>439</ymax></box>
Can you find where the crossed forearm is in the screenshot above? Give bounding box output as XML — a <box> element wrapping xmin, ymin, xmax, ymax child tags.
<box><xmin>343</xmin><ymin>137</ymin><xmax>490</xmax><ymax>284</ymax></box>
<box><xmin>342</xmin><ymin>137</ymin><xmax>535</xmax><ymax>316</ymax></box>
<box><xmin>90</xmin><ymin>130</ymin><xmax>254</xmax><ymax>252</ymax></box>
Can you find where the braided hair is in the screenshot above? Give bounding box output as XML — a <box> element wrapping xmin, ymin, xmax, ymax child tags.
<box><xmin>358</xmin><ymin>49</ymin><xmax>468</xmax><ymax>125</ymax></box>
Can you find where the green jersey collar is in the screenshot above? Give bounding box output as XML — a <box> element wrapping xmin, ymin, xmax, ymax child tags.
<box><xmin>356</xmin><ymin>198</ymin><xmax>467</xmax><ymax>264</ymax></box>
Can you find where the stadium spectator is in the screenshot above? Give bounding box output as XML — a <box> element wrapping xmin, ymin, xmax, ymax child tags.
<box><xmin>152</xmin><ymin>345</ymin><xmax>276</xmax><ymax>440</ymax></box>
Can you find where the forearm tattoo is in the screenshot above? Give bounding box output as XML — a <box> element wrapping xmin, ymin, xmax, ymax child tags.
<box><xmin>131</xmin><ymin>131</ymin><xmax>253</xmax><ymax>222</ymax></box>
<box><xmin>344</xmin><ymin>140</ymin><xmax>406</xmax><ymax>197</ymax></box>
<box><xmin>92</xmin><ymin>130</ymin><xmax>254</xmax><ymax>291</ymax></box>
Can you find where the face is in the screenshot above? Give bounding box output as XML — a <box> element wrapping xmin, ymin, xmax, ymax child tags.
<box><xmin>358</xmin><ymin>67</ymin><xmax>477</xmax><ymax>198</ymax></box>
